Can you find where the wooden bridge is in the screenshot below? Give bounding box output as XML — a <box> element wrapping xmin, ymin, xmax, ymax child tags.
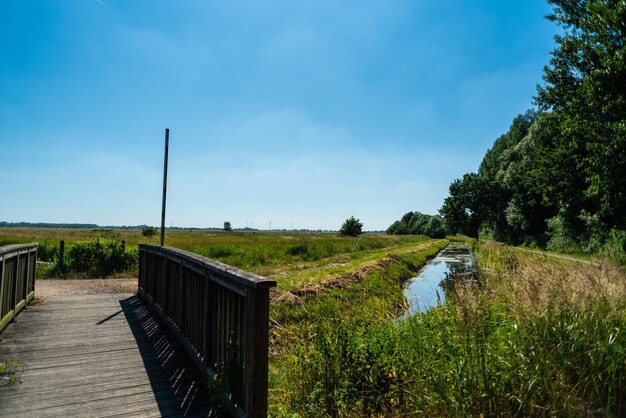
<box><xmin>0</xmin><ymin>244</ymin><xmax>276</xmax><ymax>418</ymax></box>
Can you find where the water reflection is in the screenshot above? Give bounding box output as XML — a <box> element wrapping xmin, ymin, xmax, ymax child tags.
<box><xmin>402</xmin><ymin>243</ymin><xmax>475</xmax><ymax>316</ymax></box>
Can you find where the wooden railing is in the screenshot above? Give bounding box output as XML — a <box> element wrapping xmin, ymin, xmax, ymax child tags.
<box><xmin>138</xmin><ymin>244</ymin><xmax>277</xmax><ymax>418</ymax></box>
<box><xmin>0</xmin><ymin>244</ymin><xmax>37</xmax><ymax>334</ymax></box>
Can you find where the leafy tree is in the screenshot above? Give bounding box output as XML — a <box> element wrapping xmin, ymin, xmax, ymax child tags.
<box><xmin>423</xmin><ymin>216</ymin><xmax>446</xmax><ymax>238</ymax></box>
<box><xmin>339</xmin><ymin>216</ymin><xmax>363</xmax><ymax>237</ymax></box>
<box><xmin>223</xmin><ymin>221</ymin><xmax>232</xmax><ymax>232</ymax></box>
<box><xmin>507</xmin><ymin>0</ymin><xmax>626</xmax><ymax>248</ymax></box>
<box><xmin>439</xmin><ymin>174</ymin><xmax>507</xmax><ymax>238</ymax></box>
<box><xmin>479</xmin><ymin>110</ymin><xmax>537</xmax><ymax>181</ymax></box>
<box><xmin>535</xmin><ymin>0</ymin><xmax>626</xmax><ymax>234</ymax></box>
<box><xmin>439</xmin><ymin>0</ymin><xmax>626</xmax><ymax>252</ymax></box>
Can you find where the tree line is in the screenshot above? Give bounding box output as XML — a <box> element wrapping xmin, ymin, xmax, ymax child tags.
<box><xmin>436</xmin><ymin>0</ymin><xmax>626</xmax><ymax>254</ymax></box>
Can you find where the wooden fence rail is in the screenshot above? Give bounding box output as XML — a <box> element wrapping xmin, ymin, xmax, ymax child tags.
<box><xmin>0</xmin><ymin>244</ymin><xmax>37</xmax><ymax>334</ymax></box>
<box><xmin>138</xmin><ymin>244</ymin><xmax>276</xmax><ymax>418</ymax></box>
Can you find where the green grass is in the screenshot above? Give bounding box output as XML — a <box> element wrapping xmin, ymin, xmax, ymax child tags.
<box><xmin>5</xmin><ymin>227</ymin><xmax>623</xmax><ymax>416</ymax></box>
<box><xmin>269</xmin><ymin>240</ymin><xmax>450</xmax><ymax>415</ymax></box>
<box><xmin>269</xmin><ymin>240</ymin><xmax>626</xmax><ymax>417</ymax></box>
<box><xmin>0</xmin><ymin>227</ymin><xmax>433</xmax><ymax>288</ymax></box>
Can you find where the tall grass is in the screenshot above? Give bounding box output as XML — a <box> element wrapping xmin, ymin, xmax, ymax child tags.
<box><xmin>177</xmin><ymin>233</ymin><xmax>426</xmax><ymax>271</ymax></box>
<box><xmin>2</xmin><ymin>227</ymin><xmax>430</xmax><ymax>285</ymax></box>
<box><xmin>273</xmin><ymin>241</ymin><xmax>626</xmax><ymax>416</ymax></box>
<box><xmin>0</xmin><ymin>228</ymin><xmax>434</xmax><ymax>288</ymax></box>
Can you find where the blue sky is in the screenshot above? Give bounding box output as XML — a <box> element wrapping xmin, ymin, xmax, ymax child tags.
<box><xmin>0</xmin><ymin>0</ymin><xmax>555</xmax><ymax>230</ymax></box>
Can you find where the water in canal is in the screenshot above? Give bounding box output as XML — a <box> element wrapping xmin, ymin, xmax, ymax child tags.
<box><xmin>403</xmin><ymin>243</ymin><xmax>475</xmax><ymax>316</ymax></box>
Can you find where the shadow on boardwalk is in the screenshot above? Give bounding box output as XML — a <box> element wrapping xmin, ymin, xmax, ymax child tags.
<box><xmin>0</xmin><ymin>293</ymin><xmax>227</xmax><ymax>417</ymax></box>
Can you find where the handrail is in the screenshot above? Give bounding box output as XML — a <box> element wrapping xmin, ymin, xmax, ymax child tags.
<box><xmin>138</xmin><ymin>244</ymin><xmax>276</xmax><ymax>418</ymax></box>
<box><xmin>0</xmin><ymin>244</ymin><xmax>37</xmax><ymax>334</ymax></box>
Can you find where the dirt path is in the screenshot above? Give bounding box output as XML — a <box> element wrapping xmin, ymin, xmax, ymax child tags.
<box><xmin>35</xmin><ymin>278</ymin><xmax>137</xmax><ymax>301</ymax></box>
<box><xmin>512</xmin><ymin>246</ymin><xmax>600</xmax><ymax>266</ymax></box>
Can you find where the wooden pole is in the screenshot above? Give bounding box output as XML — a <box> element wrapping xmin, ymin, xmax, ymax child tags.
<box><xmin>160</xmin><ymin>128</ymin><xmax>169</xmax><ymax>246</ymax></box>
<box><xmin>59</xmin><ymin>240</ymin><xmax>65</xmax><ymax>275</ymax></box>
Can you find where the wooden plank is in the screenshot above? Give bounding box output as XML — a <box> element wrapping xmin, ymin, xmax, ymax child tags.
<box><xmin>0</xmin><ymin>310</ymin><xmax>15</xmax><ymax>331</ymax></box>
<box><xmin>0</xmin><ymin>293</ymin><xmax>224</xmax><ymax>418</ymax></box>
<box><xmin>245</xmin><ymin>287</ymin><xmax>271</xmax><ymax>418</ymax></box>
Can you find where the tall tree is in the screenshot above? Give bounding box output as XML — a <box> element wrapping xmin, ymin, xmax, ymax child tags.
<box><xmin>439</xmin><ymin>174</ymin><xmax>507</xmax><ymax>238</ymax></box>
<box><xmin>536</xmin><ymin>0</ymin><xmax>626</xmax><ymax>231</ymax></box>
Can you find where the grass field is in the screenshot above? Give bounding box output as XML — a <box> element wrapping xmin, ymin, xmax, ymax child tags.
<box><xmin>3</xmin><ymin>227</ymin><xmax>625</xmax><ymax>416</ymax></box>
<box><xmin>0</xmin><ymin>227</ymin><xmax>434</xmax><ymax>290</ymax></box>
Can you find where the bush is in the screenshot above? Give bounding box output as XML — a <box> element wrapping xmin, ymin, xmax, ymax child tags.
<box><xmin>339</xmin><ymin>216</ymin><xmax>363</xmax><ymax>237</ymax></box>
<box><xmin>64</xmin><ymin>239</ymin><xmax>137</xmax><ymax>277</ymax></box>
<box><xmin>37</xmin><ymin>240</ymin><xmax>58</xmax><ymax>262</ymax></box>
<box><xmin>142</xmin><ymin>226</ymin><xmax>158</xmax><ymax>237</ymax></box>
<box><xmin>546</xmin><ymin>213</ymin><xmax>580</xmax><ymax>253</ymax></box>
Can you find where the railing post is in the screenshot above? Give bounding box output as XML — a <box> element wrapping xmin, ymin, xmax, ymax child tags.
<box><xmin>0</xmin><ymin>255</ymin><xmax>5</xmax><ymax>320</ymax></box>
<box><xmin>24</xmin><ymin>249</ymin><xmax>30</xmax><ymax>302</ymax></box>
<box><xmin>31</xmin><ymin>247</ymin><xmax>37</xmax><ymax>300</ymax></box>
<box><xmin>245</xmin><ymin>286</ymin><xmax>271</xmax><ymax>417</ymax></box>
<box><xmin>138</xmin><ymin>244</ymin><xmax>275</xmax><ymax>417</ymax></box>
<box><xmin>12</xmin><ymin>252</ymin><xmax>19</xmax><ymax>323</ymax></box>
<box><xmin>0</xmin><ymin>244</ymin><xmax>38</xmax><ymax>334</ymax></box>
<box><xmin>59</xmin><ymin>240</ymin><xmax>65</xmax><ymax>275</ymax></box>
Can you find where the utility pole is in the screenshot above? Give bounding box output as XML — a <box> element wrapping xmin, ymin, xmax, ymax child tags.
<box><xmin>269</xmin><ymin>221</ymin><xmax>272</xmax><ymax>231</ymax></box>
<box><xmin>160</xmin><ymin>128</ymin><xmax>169</xmax><ymax>246</ymax></box>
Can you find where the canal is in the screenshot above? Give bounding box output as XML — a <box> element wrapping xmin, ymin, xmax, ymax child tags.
<box><xmin>403</xmin><ymin>242</ymin><xmax>475</xmax><ymax>315</ymax></box>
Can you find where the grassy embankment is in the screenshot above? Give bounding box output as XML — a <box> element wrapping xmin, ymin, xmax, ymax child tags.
<box><xmin>272</xmin><ymin>240</ymin><xmax>626</xmax><ymax>417</ymax></box>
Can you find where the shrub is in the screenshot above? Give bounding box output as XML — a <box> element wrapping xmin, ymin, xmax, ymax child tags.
<box><xmin>64</xmin><ymin>239</ymin><xmax>137</xmax><ymax>277</ymax></box>
<box><xmin>141</xmin><ymin>226</ymin><xmax>158</xmax><ymax>237</ymax></box>
<box><xmin>37</xmin><ymin>240</ymin><xmax>58</xmax><ymax>262</ymax></box>
<box><xmin>223</xmin><ymin>221</ymin><xmax>232</xmax><ymax>232</ymax></box>
<box><xmin>546</xmin><ymin>213</ymin><xmax>580</xmax><ymax>253</ymax></box>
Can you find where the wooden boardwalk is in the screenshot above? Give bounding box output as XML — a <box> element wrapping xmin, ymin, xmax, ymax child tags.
<box><xmin>0</xmin><ymin>293</ymin><xmax>225</xmax><ymax>417</ymax></box>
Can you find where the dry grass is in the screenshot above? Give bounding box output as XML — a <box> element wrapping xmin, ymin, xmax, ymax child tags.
<box><xmin>476</xmin><ymin>241</ymin><xmax>626</xmax><ymax>319</ymax></box>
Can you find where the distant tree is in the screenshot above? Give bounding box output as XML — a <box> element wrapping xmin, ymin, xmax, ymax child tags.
<box><xmin>223</xmin><ymin>221</ymin><xmax>232</xmax><ymax>232</ymax></box>
<box><xmin>141</xmin><ymin>226</ymin><xmax>157</xmax><ymax>237</ymax></box>
<box><xmin>424</xmin><ymin>216</ymin><xmax>446</xmax><ymax>238</ymax></box>
<box><xmin>386</xmin><ymin>212</ymin><xmax>445</xmax><ymax>238</ymax></box>
<box><xmin>339</xmin><ymin>216</ymin><xmax>363</xmax><ymax>237</ymax></box>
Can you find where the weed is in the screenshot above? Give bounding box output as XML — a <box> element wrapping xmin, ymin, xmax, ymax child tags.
<box><xmin>0</xmin><ymin>360</ymin><xmax>21</xmax><ymax>386</ymax></box>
